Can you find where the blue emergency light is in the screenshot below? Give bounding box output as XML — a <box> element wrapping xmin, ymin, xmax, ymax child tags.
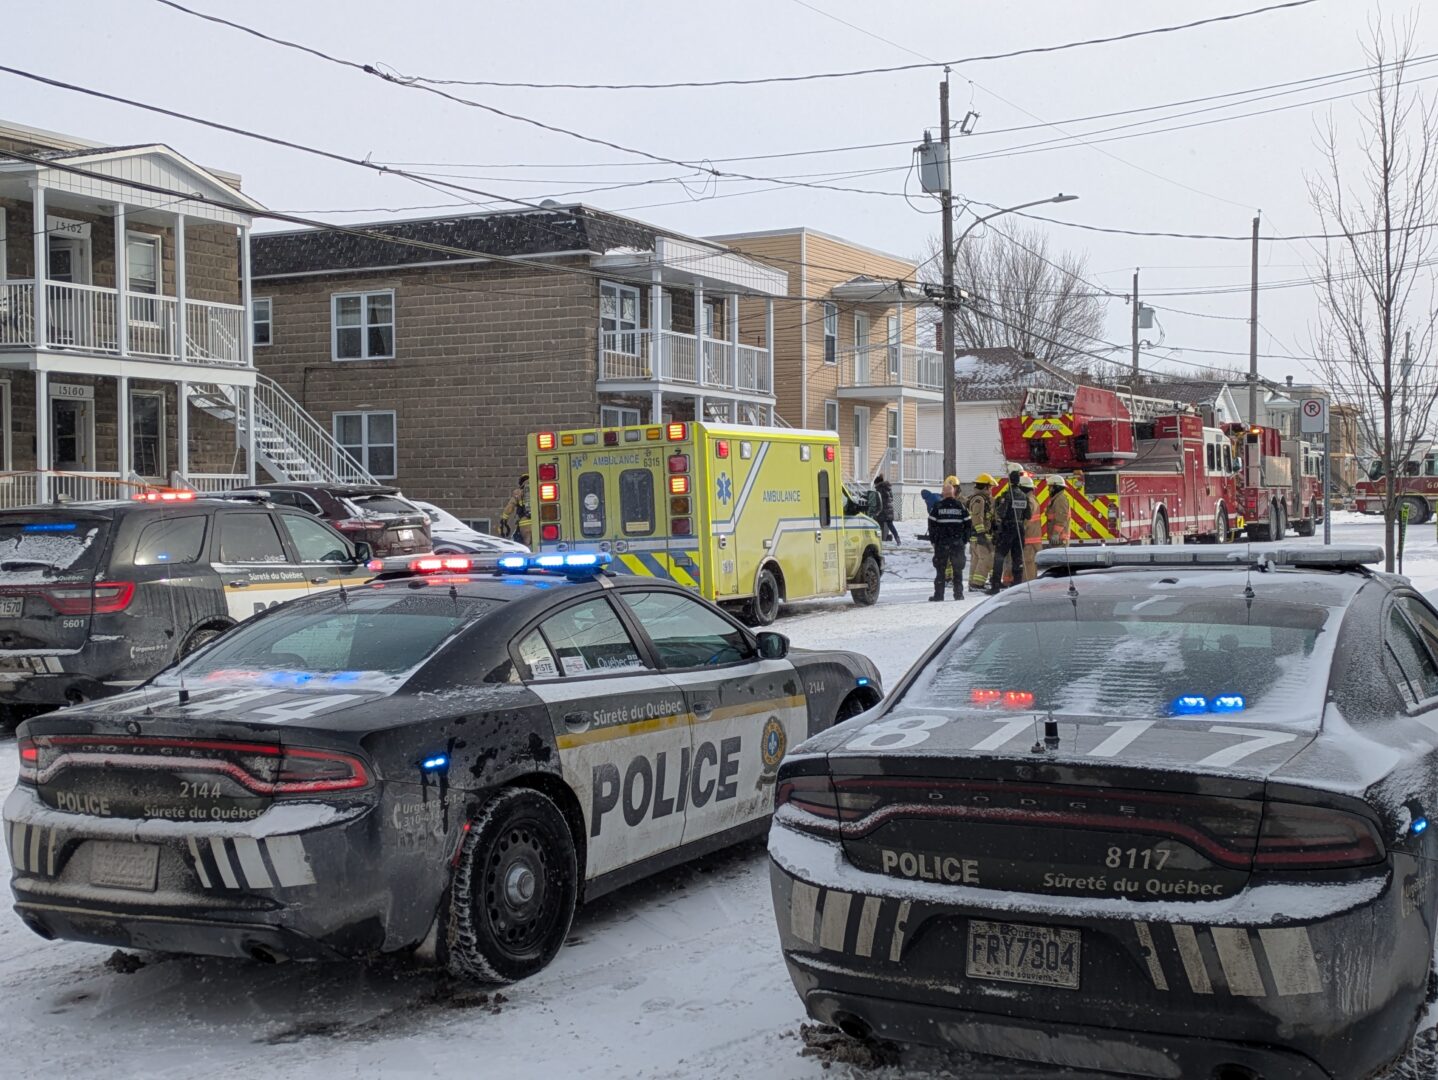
<box><xmin>421</xmin><ymin>755</ymin><xmax>448</xmax><ymax>771</ymax></box>
<box><xmin>497</xmin><ymin>552</ymin><xmax>613</xmax><ymax>575</ymax></box>
<box><xmin>1414</xmin><ymin>817</ymin><xmax>1429</xmax><ymax>836</ymax></box>
<box><xmin>1211</xmin><ymin>694</ymin><xmax>1247</xmax><ymax>713</ymax></box>
<box><xmin>856</xmin><ymin>677</ymin><xmax>870</xmax><ymax>687</ymax></box>
<box><xmin>1171</xmin><ymin>693</ymin><xmax>1247</xmax><ymax>716</ymax></box>
<box><xmin>22</xmin><ymin>522</ymin><xmax>77</xmax><ymax>533</ymax></box>
<box><xmin>1171</xmin><ymin>695</ymin><xmax>1208</xmax><ymax>716</ymax></box>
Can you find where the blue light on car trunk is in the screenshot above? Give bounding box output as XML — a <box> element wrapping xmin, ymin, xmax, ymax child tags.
<box><xmin>422</xmin><ymin>755</ymin><xmax>447</xmax><ymax>770</ymax></box>
<box><xmin>22</xmin><ymin>522</ymin><xmax>77</xmax><ymax>533</ymax></box>
<box><xmin>1171</xmin><ymin>695</ymin><xmax>1208</xmax><ymax>715</ymax></box>
<box><xmin>1211</xmin><ymin>694</ymin><xmax>1246</xmax><ymax>713</ymax></box>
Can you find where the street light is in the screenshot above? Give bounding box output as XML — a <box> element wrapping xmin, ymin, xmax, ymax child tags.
<box><xmin>941</xmin><ymin>193</ymin><xmax>1080</xmax><ymax>481</ymax></box>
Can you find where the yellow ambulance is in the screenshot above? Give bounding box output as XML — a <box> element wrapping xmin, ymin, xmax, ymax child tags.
<box><xmin>528</xmin><ymin>421</ymin><xmax>883</xmax><ymax>625</ymax></box>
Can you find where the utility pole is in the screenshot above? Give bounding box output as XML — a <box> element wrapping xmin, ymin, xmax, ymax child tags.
<box><xmin>1131</xmin><ymin>269</ymin><xmax>1140</xmax><ymax>378</ymax></box>
<box><xmin>1248</xmin><ymin>215</ymin><xmax>1260</xmax><ymax>427</ymax></box>
<box><xmin>939</xmin><ymin>71</ymin><xmax>957</xmax><ymax>482</ymax></box>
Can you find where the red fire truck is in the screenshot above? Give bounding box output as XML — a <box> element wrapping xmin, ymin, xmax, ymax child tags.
<box><xmin>998</xmin><ymin>385</ymin><xmax>1324</xmax><ymax>544</ymax></box>
<box><xmin>1353</xmin><ymin>447</ymin><xmax>1438</xmax><ymax>524</ymax></box>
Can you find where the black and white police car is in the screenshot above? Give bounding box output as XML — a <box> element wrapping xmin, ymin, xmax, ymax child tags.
<box><xmin>5</xmin><ymin>552</ymin><xmax>881</xmax><ymax>982</ymax></box>
<box><xmin>770</xmin><ymin>546</ymin><xmax>1438</xmax><ymax>1080</ymax></box>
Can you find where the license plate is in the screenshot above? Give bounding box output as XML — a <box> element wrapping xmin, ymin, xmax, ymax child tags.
<box><xmin>0</xmin><ymin>596</ymin><xmax>22</xmax><ymax>618</ymax></box>
<box><xmin>90</xmin><ymin>841</ymin><xmax>160</xmax><ymax>892</ymax></box>
<box><xmin>966</xmin><ymin>920</ymin><xmax>1081</xmax><ymax>990</ymax></box>
<box><xmin>398</xmin><ymin>529</ymin><xmax>414</xmax><ymax>541</ymax></box>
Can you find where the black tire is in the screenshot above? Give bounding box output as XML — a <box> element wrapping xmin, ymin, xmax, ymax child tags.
<box><xmin>850</xmin><ymin>554</ymin><xmax>881</xmax><ymax>607</ymax></box>
<box><xmin>1213</xmin><ymin>505</ymin><xmax>1231</xmax><ymax>544</ymax></box>
<box><xmin>443</xmin><ymin>787</ymin><xmax>577</xmax><ymax>984</ymax></box>
<box><xmin>834</xmin><ymin>692</ymin><xmax>871</xmax><ymax>725</ymax></box>
<box><xmin>1149</xmin><ymin>510</ymin><xmax>1170</xmax><ymax>545</ymax></box>
<box><xmin>1403</xmin><ymin>496</ymin><xmax>1431</xmax><ymax>526</ymax></box>
<box><xmin>1275</xmin><ymin>502</ymin><xmax>1288</xmax><ymax>540</ymax></box>
<box><xmin>1295</xmin><ymin>499</ymin><xmax>1317</xmax><ymax>537</ymax></box>
<box><xmin>1248</xmin><ymin>503</ymin><xmax>1278</xmax><ymax>542</ymax></box>
<box><xmin>743</xmin><ymin>567</ymin><xmax>781</xmax><ymax>627</ymax></box>
<box><xmin>179</xmin><ymin>625</ymin><xmax>226</xmax><ymax>659</ymax></box>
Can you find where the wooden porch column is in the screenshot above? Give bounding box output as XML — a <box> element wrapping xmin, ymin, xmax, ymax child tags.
<box><xmin>114</xmin><ymin>204</ymin><xmax>129</xmax><ymax>357</ymax></box>
<box><xmin>177</xmin><ymin>379</ymin><xmax>189</xmax><ymax>484</ymax></box>
<box><xmin>35</xmin><ymin>370</ymin><xmax>49</xmax><ymax>503</ymax></box>
<box><xmin>30</xmin><ymin>182</ymin><xmax>46</xmax><ymax>349</ymax></box>
<box><xmin>116</xmin><ymin>375</ymin><xmax>130</xmax><ymax>481</ymax></box>
<box><xmin>173</xmin><ymin>212</ymin><xmax>187</xmax><ymax>364</ymax></box>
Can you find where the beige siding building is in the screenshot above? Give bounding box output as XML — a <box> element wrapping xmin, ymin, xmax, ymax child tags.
<box><xmin>712</xmin><ymin>228</ymin><xmax>942</xmax><ymax>516</ymax></box>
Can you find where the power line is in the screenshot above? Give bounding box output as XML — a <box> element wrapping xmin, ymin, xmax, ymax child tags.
<box><xmin>159</xmin><ymin>0</ymin><xmax>1315</xmax><ymax>91</ymax></box>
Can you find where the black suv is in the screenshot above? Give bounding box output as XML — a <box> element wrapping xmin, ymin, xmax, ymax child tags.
<box><xmin>0</xmin><ymin>498</ymin><xmax>372</xmax><ymax>709</ymax></box>
<box><xmin>214</xmin><ymin>483</ymin><xmax>431</xmax><ymax>558</ymax></box>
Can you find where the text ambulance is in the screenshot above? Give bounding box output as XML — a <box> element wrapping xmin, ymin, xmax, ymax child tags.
<box><xmin>528</xmin><ymin>422</ymin><xmax>883</xmax><ymax>625</ymax></box>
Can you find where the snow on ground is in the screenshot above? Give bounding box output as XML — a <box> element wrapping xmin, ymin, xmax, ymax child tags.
<box><xmin>0</xmin><ymin>513</ymin><xmax>1433</xmax><ymax>1080</ymax></box>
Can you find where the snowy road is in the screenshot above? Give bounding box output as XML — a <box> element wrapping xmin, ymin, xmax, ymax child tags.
<box><xmin>1</xmin><ymin>515</ymin><xmax>1434</xmax><ymax>1079</ymax></box>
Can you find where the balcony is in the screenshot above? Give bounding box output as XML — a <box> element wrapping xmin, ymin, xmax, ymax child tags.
<box><xmin>599</xmin><ymin>329</ymin><xmax>772</xmax><ymax>396</ymax></box>
<box><xmin>0</xmin><ymin>280</ymin><xmax>247</xmax><ymax>367</ymax></box>
<box><xmin>836</xmin><ymin>344</ymin><xmax>945</xmax><ymax>401</ymax></box>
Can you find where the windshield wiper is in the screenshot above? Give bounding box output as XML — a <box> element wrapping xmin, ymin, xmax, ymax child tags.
<box><xmin>0</xmin><ymin>559</ymin><xmax>60</xmax><ymax>575</ymax></box>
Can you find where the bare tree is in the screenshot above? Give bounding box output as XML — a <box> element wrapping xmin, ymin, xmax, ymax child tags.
<box><xmin>920</xmin><ymin>223</ymin><xmax>1108</xmax><ymax>371</ymax></box>
<box><xmin>1310</xmin><ymin>19</ymin><xmax>1438</xmax><ymax>570</ymax></box>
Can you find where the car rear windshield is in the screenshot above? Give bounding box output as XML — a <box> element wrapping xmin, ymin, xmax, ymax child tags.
<box><xmin>343</xmin><ymin>494</ymin><xmax>417</xmax><ymax>518</ymax></box>
<box><xmin>0</xmin><ymin>518</ymin><xmax>110</xmax><ymax>580</ymax></box>
<box><xmin>901</xmin><ymin>593</ymin><xmax>1339</xmax><ymax>725</ymax></box>
<box><xmin>170</xmin><ymin>591</ymin><xmax>491</xmax><ymax>684</ymax></box>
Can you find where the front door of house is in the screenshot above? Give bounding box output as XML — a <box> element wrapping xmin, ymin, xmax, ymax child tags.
<box><xmin>52</xmin><ymin>398</ymin><xmax>92</xmax><ymax>470</ymax></box>
<box><xmin>853</xmin><ymin>405</ymin><xmax>870</xmax><ymax>482</ymax></box>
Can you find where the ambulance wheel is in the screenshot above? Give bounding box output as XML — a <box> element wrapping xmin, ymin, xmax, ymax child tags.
<box><xmin>851</xmin><ymin>554</ymin><xmax>881</xmax><ymax>607</ymax></box>
<box><xmin>744</xmin><ymin>568</ymin><xmax>781</xmax><ymax>627</ymax></box>
<box><xmin>443</xmin><ymin>788</ymin><xmax>577</xmax><ymax>984</ymax></box>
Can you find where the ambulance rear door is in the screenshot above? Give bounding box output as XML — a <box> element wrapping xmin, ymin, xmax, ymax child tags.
<box><xmin>705</xmin><ymin>431</ymin><xmax>747</xmax><ymax>600</ymax></box>
<box><xmin>813</xmin><ymin>448</ymin><xmax>843</xmax><ymax>595</ymax></box>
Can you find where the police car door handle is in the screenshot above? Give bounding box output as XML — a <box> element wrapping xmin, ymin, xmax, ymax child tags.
<box><xmin>310</xmin><ymin>577</ymin><xmax>329</xmax><ymax>585</ymax></box>
<box><xmin>692</xmin><ymin>699</ymin><xmax>714</xmax><ymax>719</ymax></box>
<box><xmin>227</xmin><ymin>580</ymin><xmax>249</xmax><ymax>587</ymax></box>
<box><xmin>563</xmin><ymin>711</ymin><xmax>591</xmax><ymax>729</ymax></box>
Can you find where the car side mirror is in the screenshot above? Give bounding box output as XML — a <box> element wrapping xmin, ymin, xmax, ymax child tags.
<box><xmin>352</xmin><ymin>540</ymin><xmax>373</xmax><ymax>564</ymax></box>
<box><xmin>757</xmin><ymin>631</ymin><xmax>789</xmax><ymax>660</ymax></box>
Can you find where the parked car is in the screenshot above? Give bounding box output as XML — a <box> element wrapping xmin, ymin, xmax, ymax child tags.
<box><xmin>214</xmin><ymin>483</ymin><xmax>430</xmax><ymax>558</ymax></box>
<box><xmin>5</xmin><ymin>553</ymin><xmax>881</xmax><ymax>982</ymax></box>
<box><xmin>411</xmin><ymin>500</ymin><xmax>527</xmax><ymax>556</ymax></box>
<box><xmin>769</xmin><ymin>544</ymin><xmax>1438</xmax><ymax>1080</ymax></box>
<box><xmin>0</xmin><ymin>495</ymin><xmax>371</xmax><ymax>708</ymax></box>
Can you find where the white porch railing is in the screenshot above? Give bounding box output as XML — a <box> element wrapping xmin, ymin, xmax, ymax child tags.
<box><xmin>903</xmin><ymin>448</ymin><xmax>945</xmax><ymax>483</ymax></box>
<box><xmin>839</xmin><ymin>344</ymin><xmax>945</xmax><ymax>392</ymax></box>
<box><xmin>0</xmin><ymin>280</ymin><xmax>248</xmax><ymax>368</ymax></box>
<box><xmin>0</xmin><ymin>470</ymin><xmax>140</xmax><ymax>508</ymax></box>
<box><xmin>177</xmin><ymin>472</ymin><xmax>251</xmax><ymax>493</ymax></box>
<box><xmin>600</xmin><ymin>329</ymin><xmax>773</xmax><ymax>396</ymax></box>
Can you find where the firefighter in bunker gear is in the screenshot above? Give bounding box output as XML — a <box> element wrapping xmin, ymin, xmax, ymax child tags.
<box><xmin>989</xmin><ymin>470</ymin><xmax>1032</xmax><ymax>593</ymax></box>
<box><xmin>966</xmin><ymin>473</ymin><xmax>997</xmax><ymax>590</ymax></box>
<box><xmin>1020</xmin><ymin>475</ymin><xmax>1043</xmax><ymax>581</ymax></box>
<box><xmin>500</xmin><ymin>474</ymin><xmax>531</xmax><ymax>546</ymax></box>
<box><xmin>1046</xmin><ymin>475</ymin><xmax>1072</xmax><ymax>548</ymax></box>
<box><xmin>929</xmin><ymin>476</ymin><xmax>973</xmax><ymax>601</ymax></box>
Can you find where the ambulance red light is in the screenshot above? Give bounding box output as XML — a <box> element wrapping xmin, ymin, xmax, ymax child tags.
<box><xmin>671</xmin><ymin>518</ymin><xmax>692</xmax><ymax>536</ymax></box>
<box><xmin>969</xmin><ymin>689</ymin><xmax>1002</xmax><ymax>706</ymax></box>
<box><xmin>536</xmin><ymin>432</ymin><xmax>556</xmax><ymax>451</ymax></box>
<box><xmin>541</xmin><ymin>524</ymin><xmax>560</xmax><ymax>541</ymax></box>
<box><xmin>1003</xmin><ymin>690</ymin><xmax>1036</xmax><ymax>709</ymax></box>
<box><xmin>716</xmin><ymin>440</ymin><xmax>730</xmax><ymax>459</ymax></box>
<box><xmin>603</xmin><ymin>431</ymin><xmax>619</xmax><ymax>446</ymax></box>
<box><xmin>538</xmin><ymin>463</ymin><xmax>558</xmax><ymax>482</ymax></box>
<box><xmin>668</xmin><ymin>453</ymin><xmax>689</xmax><ymax>474</ymax></box>
<box><xmin>666</xmin><ymin>423</ymin><xmax>687</xmax><ymax>442</ymax></box>
<box><xmin>823</xmin><ymin>446</ymin><xmax>836</xmax><ymax>462</ymax></box>
<box><xmin>539</xmin><ymin>482</ymin><xmax>559</xmax><ymax>502</ymax></box>
<box><xmin>669</xmin><ymin>475</ymin><xmax>690</xmax><ymax>496</ymax></box>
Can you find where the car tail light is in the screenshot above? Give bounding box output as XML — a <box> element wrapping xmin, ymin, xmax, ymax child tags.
<box><xmin>42</xmin><ymin>581</ymin><xmax>135</xmax><ymax>615</ymax></box>
<box><xmin>536</xmin><ymin>432</ymin><xmax>556</xmax><ymax>451</ymax></box>
<box><xmin>669</xmin><ymin>475</ymin><xmax>690</xmax><ymax>496</ymax></box>
<box><xmin>775</xmin><ymin>773</ymin><xmax>841</xmax><ymax>828</ymax></box>
<box><xmin>666</xmin><ymin>423</ymin><xmax>687</xmax><ymax>441</ymax></box>
<box><xmin>334</xmin><ymin>519</ymin><xmax>371</xmax><ymax>532</ymax></box>
<box><xmin>541</xmin><ymin>524</ymin><xmax>560</xmax><ymax>541</ymax></box>
<box><xmin>1254</xmin><ymin>802</ymin><xmax>1385</xmax><ymax>870</ymax></box>
<box><xmin>17</xmin><ymin>737</ymin><xmax>38</xmax><ymax>784</ymax></box>
<box><xmin>671</xmin><ymin>518</ymin><xmax>691</xmax><ymax>536</ymax></box>
<box><xmin>538</xmin><ymin>463</ymin><xmax>558</xmax><ymax>482</ymax></box>
<box><xmin>274</xmin><ymin>746</ymin><xmax>370</xmax><ymax>792</ymax></box>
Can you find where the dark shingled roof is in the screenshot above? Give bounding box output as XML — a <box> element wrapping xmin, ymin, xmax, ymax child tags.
<box><xmin>251</xmin><ymin>205</ymin><xmax>661</xmax><ymax>278</ymax></box>
<box><xmin>23</xmin><ymin>144</ymin><xmax>156</xmax><ymax>160</ymax></box>
<box><xmin>953</xmin><ymin>346</ymin><xmax>1073</xmax><ymax>402</ymax></box>
<box><xmin>1136</xmin><ymin>378</ymin><xmax>1234</xmax><ymax>407</ymax></box>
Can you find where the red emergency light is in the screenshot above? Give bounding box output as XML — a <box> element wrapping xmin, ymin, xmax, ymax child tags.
<box><xmin>538</xmin><ymin>482</ymin><xmax>559</xmax><ymax>502</ymax></box>
<box><xmin>538</xmin><ymin>463</ymin><xmax>558</xmax><ymax>482</ymax></box>
<box><xmin>666</xmin><ymin>423</ymin><xmax>687</xmax><ymax>442</ymax></box>
<box><xmin>716</xmin><ymin>440</ymin><xmax>730</xmax><ymax>459</ymax></box>
<box><xmin>536</xmin><ymin>432</ymin><xmax>556</xmax><ymax>451</ymax></box>
<box><xmin>824</xmin><ymin>446</ymin><xmax>836</xmax><ymax>462</ymax></box>
<box><xmin>132</xmin><ymin>490</ymin><xmax>197</xmax><ymax>502</ymax></box>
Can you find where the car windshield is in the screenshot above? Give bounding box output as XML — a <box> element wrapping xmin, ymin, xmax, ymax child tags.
<box><xmin>165</xmin><ymin>591</ymin><xmax>491</xmax><ymax>687</ymax></box>
<box><xmin>0</xmin><ymin>519</ymin><xmax>110</xmax><ymax>580</ymax></box>
<box><xmin>900</xmin><ymin>590</ymin><xmax>1341</xmax><ymax>726</ymax></box>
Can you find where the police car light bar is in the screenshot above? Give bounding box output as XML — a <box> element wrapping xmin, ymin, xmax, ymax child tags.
<box><xmin>497</xmin><ymin>552</ymin><xmax>613</xmax><ymax>575</ymax></box>
<box><xmin>367</xmin><ymin>554</ymin><xmax>476</xmax><ymax>574</ymax></box>
<box><xmin>132</xmin><ymin>490</ymin><xmax>197</xmax><ymax>502</ymax></box>
<box><xmin>1035</xmin><ymin>545</ymin><xmax>1383</xmax><ymax>572</ymax></box>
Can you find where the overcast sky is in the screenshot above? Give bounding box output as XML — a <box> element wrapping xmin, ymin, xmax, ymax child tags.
<box><xmin>7</xmin><ymin>0</ymin><xmax>1430</xmax><ymax>387</ymax></box>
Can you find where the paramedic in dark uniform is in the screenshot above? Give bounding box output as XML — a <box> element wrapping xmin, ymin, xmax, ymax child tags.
<box><xmin>928</xmin><ymin>476</ymin><xmax>973</xmax><ymax>602</ymax></box>
<box><xmin>988</xmin><ymin>469</ymin><xmax>1032</xmax><ymax>593</ymax></box>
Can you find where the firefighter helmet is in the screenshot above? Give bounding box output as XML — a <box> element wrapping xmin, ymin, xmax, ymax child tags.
<box><xmin>975</xmin><ymin>472</ymin><xmax>995</xmax><ymax>486</ymax></box>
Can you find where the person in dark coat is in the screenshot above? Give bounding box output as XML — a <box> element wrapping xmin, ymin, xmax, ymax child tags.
<box><xmin>873</xmin><ymin>475</ymin><xmax>901</xmax><ymax>544</ymax></box>
<box><xmin>928</xmin><ymin>476</ymin><xmax>973</xmax><ymax>601</ymax></box>
<box><xmin>988</xmin><ymin>469</ymin><xmax>1033</xmax><ymax>593</ymax></box>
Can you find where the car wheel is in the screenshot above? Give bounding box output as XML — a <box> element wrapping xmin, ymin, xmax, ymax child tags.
<box><xmin>1214</xmin><ymin>505</ymin><xmax>1230</xmax><ymax>544</ymax></box>
<box><xmin>443</xmin><ymin>788</ymin><xmax>577</xmax><ymax>984</ymax></box>
<box><xmin>850</xmin><ymin>554</ymin><xmax>881</xmax><ymax>607</ymax></box>
<box><xmin>179</xmin><ymin>626</ymin><xmax>225</xmax><ymax>659</ymax></box>
<box><xmin>743</xmin><ymin>568</ymin><xmax>781</xmax><ymax>627</ymax></box>
<box><xmin>1403</xmin><ymin>496</ymin><xmax>1431</xmax><ymax>526</ymax></box>
<box><xmin>834</xmin><ymin>691</ymin><xmax>871</xmax><ymax>725</ymax></box>
<box><xmin>1149</xmin><ymin>510</ymin><xmax>1169</xmax><ymax>545</ymax></box>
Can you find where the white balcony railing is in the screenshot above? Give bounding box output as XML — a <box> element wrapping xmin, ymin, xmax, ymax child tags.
<box><xmin>875</xmin><ymin>448</ymin><xmax>944</xmax><ymax>484</ymax></box>
<box><xmin>600</xmin><ymin>329</ymin><xmax>773</xmax><ymax>397</ymax></box>
<box><xmin>838</xmin><ymin>344</ymin><xmax>945</xmax><ymax>393</ymax></box>
<box><xmin>0</xmin><ymin>280</ymin><xmax>248</xmax><ymax>368</ymax></box>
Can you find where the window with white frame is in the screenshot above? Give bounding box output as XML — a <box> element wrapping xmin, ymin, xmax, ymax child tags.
<box><xmin>332</xmin><ymin>290</ymin><xmax>394</xmax><ymax>360</ymax></box>
<box><xmin>130</xmin><ymin>390</ymin><xmax>166</xmax><ymax>477</ymax></box>
<box><xmin>252</xmin><ymin>297</ymin><xmax>273</xmax><ymax>346</ymax></box>
<box><xmin>601</xmin><ymin>405</ymin><xmax>640</xmax><ymax>427</ymax></box>
<box><xmin>0</xmin><ymin>207</ymin><xmax>7</xmax><ymax>280</ymax></box>
<box><xmin>127</xmin><ymin>232</ymin><xmax>161</xmax><ymax>324</ymax></box>
<box><xmin>824</xmin><ymin>400</ymin><xmax>839</xmax><ymax>434</ymax></box>
<box><xmin>823</xmin><ymin>303</ymin><xmax>837</xmax><ymax>363</ymax></box>
<box><xmin>334</xmin><ymin>410</ymin><xmax>396</xmax><ymax>478</ymax></box>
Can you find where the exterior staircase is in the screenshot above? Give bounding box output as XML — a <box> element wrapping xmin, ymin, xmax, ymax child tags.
<box><xmin>186</xmin><ymin>374</ymin><xmax>379</xmax><ymax>486</ymax></box>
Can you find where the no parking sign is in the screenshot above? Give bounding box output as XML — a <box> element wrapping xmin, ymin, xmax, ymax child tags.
<box><xmin>1299</xmin><ymin>397</ymin><xmax>1328</xmax><ymax>434</ymax></box>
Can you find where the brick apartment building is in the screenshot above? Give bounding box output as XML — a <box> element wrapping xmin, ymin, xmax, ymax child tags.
<box><xmin>0</xmin><ymin>121</ymin><xmax>262</xmax><ymax>503</ymax></box>
<box><xmin>249</xmin><ymin>206</ymin><xmax>787</xmax><ymax>530</ymax></box>
<box><xmin>712</xmin><ymin>227</ymin><xmax>942</xmax><ymax>516</ymax></box>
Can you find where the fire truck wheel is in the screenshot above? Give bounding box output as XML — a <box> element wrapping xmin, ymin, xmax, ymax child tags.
<box><xmin>1214</xmin><ymin>507</ymin><xmax>1231</xmax><ymax>544</ymax></box>
<box><xmin>744</xmin><ymin>567</ymin><xmax>782</xmax><ymax>627</ymax></box>
<box><xmin>1403</xmin><ymin>496</ymin><xmax>1431</xmax><ymax>526</ymax></box>
<box><xmin>1295</xmin><ymin>500</ymin><xmax>1317</xmax><ymax>537</ymax></box>
<box><xmin>1149</xmin><ymin>510</ymin><xmax>1170</xmax><ymax>546</ymax></box>
<box><xmin>851</xmin><ymin>554</ymin><xmax>881</xmax><ymax>607</ymax></box>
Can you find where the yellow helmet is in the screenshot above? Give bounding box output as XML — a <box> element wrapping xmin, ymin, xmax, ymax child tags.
<box><xmin>945</xmin><ymin>475</ymin><xmax>960</xmax><ymax>488</ymax></box>
<box><xmin>975</xmin><ymin>472</ymin><xmax>995</xmax><ymax>486</ymax></box>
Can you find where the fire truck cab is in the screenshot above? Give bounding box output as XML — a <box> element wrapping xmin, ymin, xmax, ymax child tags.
<box><xmin>1354</xmin><ymin>446</ymin><xmax>1438</xmax><ymax>523</ymax></box>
